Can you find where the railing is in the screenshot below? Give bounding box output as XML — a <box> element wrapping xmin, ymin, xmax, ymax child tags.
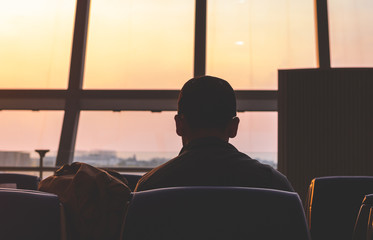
<box><xmin>0</xmin><ymin>166</ymin><xmax>151</xmax><ymax>178</ymax></box>
<box><xmin>0</xmin><ymin>149</ymin><xmax>152</xmax><ymax>178</ymax></box>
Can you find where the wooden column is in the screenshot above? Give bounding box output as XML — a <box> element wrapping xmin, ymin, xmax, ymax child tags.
<box><xmin>278</xmin><ymin>68</ymin><xmax>373</xmax><ymax>202</ymax></box>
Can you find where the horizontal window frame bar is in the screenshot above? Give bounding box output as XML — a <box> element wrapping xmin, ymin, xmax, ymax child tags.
<box><xmin>0</xmin><ymin>90</ymin><xmax>277</xmax><ymax>111</ymax></box>
<box><xmin>0</xmin><ymin>90</ymin><xmax>278</xmax><ymax>112</ymax></box>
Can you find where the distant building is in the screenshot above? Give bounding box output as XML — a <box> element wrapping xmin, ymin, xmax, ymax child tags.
<box><xmin>0</xmin><ymin>151</ymin><xmax>32</xmax><ymax>166</ymax></box>
<box><xmin>74</xmin><ymin>150</ymin><xmax>120</xmax><ymax>167</ymax></box>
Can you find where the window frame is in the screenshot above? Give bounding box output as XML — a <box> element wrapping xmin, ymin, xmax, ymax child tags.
<box><xmin>0</xmin><ymin>0</ymin><xmax>329</xmax><ymax>166</ymax></box>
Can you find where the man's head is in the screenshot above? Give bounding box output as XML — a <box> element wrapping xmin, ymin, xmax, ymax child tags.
<box><xmin>175</xmin><ymin>76</ymin><xmax>239</xmax><ymax>144</ymax></box>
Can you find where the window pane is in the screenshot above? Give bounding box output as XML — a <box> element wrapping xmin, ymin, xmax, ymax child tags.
<box><xmin>207</xmin><ymin>0</ymin><xmax>316</xmax><ymax>90</ymax></box>
<box><xmin>75</xmin><ymin>111</ymin><xmax>277</xmax><ymax>169</ymax></box>
<box><xmin>84</xmin><ymin>0</ymin><xmax>194</xmax><ymax>89</ymax></box>
<box><xmin>75</xmin><ymin>111</ymin><xmax>181</xmax><ymax>167</ymax></box>
<box><xmin>0</xmin><ymin>0</ymin><xmax>75</xmax><ymax>89</ymax></box>
<box><xmin>231</xmin><ymin>112</ymin><xmax>277</xmax><ymax>168</ymax></box>
<box><xmin>0</xmin><ymin>111</ymin><xmax>64</xmax><ymax>166</ymax></box>
<box><xmin>329</xmin><ymin>0</ymin><xmax>373</xmax><ymax>67</ymax></box>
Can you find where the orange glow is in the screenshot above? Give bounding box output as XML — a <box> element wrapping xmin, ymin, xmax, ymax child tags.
<box><xmin>0</xmin><ymin>0</ymin><xmax>317</xmax><ymax>90</ymax></box>
<box><xmin>1</xmin><ymin>1</ymin><xmax>372</xmax><ymax>90</ymax></box>
<box><xmin>0</xmin><ymin>111</ymin><xmax>63</xmax><ymax>153</ymax></box>
<box><xmin>0</xmin><ymin>0</ymin><xmax>75</xmax><ymax>89</ymax></box>
<box><xmin>328</xmin><ymin>0</ymin><xmax>373</xmax><ymax>67</ymax></box>
<box><xmin>207</xmin><ymin>0</ymin><xmax>317</xmax><ymax>90</ymax></box>
<box><xmin>2</xmin><ymin>1</ymin><xmax>372</xmax><ymax>163</ymax></box>
<box><xmin>83</xmin><ymin>0</ymin><xmax>195</xmax><ymax>89</ymax></box>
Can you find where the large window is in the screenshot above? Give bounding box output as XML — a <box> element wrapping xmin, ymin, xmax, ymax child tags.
<box><xmin>4</xmin><ymin>0</ymin><xmax>371</xmax><ymax>172</ymax></box>
<box><xmin>0</xmin><ymin>0</ymin><xmax>75</xmax><ymax>89</ymax></box>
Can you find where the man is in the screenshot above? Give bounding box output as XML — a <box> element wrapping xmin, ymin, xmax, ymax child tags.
<box><xmin>135</xmin><ymin>76</ymin><xmax>293</xmax><ymax>192</ymax></box>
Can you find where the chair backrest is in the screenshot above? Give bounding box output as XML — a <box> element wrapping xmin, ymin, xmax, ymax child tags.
<box><xmin>122</xmin><ymin>187</ymin><xmax>311</xmax><ymax>240</ymax></box>
<box><xmin>121</xmin><ymin>173</ymin><xmax>143</xmax><ymax>191</ymax></box>
<box><xmin>0</xmin><ymin>188</ymin><xmax>61</xmax><ymax>240</ymax></box>
<box><xmin>367</xmin><ymin>203</ymin><xmax>373</xmax><ymax>240</ymax></box>
<box><xmin>0</xmin><ymin>173</ymin><xmax>40</xmax><ymax>190</ymax></box>
<box><xmin>353</xmin><ymin>194</ymin><xmax>373</xmax><ymax>240</ymax></box>
<box><xmin>306</xmin><ymin>176</ymin><xmax>373</xmax><ymax>240</ymax></box>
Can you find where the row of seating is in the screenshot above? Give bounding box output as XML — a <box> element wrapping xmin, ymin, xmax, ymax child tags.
<box><xmin>0</xmin><ymin>172</ymin><xmax>142</xmax><ymax>191</ymax></box>
<box><xmin>2</xmin><ymin>173</ymin><xmax>373</xmax><ymax>240</ymax></box>
<box><xmin>0</xmin><ymin>173</ymin><xmax>40</xmax><ymax>190</ymax></box>
<box><xmin>0</xmin><ymin>188</ymin><xmax>62</xmax><ymax>240</ymax></box>
<box><xmin>306</xmin><ymin>176</ymin><xmax>373</xmax><ymax>240</ymax></box>
<box><xmin>0</xmin><ymin>186</ymin><xmax>310</xmax><ymax>240</ymax></box>
<box><xmin>354</xmin><ymin>194</ymin><xmax>373</xmax><ymax>240</ymax></box>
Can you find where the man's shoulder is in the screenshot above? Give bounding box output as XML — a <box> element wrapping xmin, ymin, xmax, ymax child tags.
<box><xmin>135</xmin><ymin>156</ymin><xmax>183</xmax><ymax>191</ymax></box>
<box><xmin>230</xmin><ymin>152</ymin><xmax>294</xmax><ymax>192</ymax></box>
<box><xmin>227</xmin><ymin>151</ymin><xmax>271</xmax><ymax>170</ymax></box>
<box><xmin>135</xmin><ymin>148</ymin><xmax>294</xmax><ymax>192</ymax></box>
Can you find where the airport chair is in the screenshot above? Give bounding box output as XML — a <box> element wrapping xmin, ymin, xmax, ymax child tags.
<box><xmin>122</xmin><ymin>186</ymin><xmax>311</xmax><ymax>240</ymax></box>
<box><xmin>306</xmin><ymin>176</ymin><xmax>373</xmax><ymax>240</ymax></box>
<box><xmin>121</xmin><ymin>173</ymin><xmax>143</xmax><ymax>191</ymax></box>
<box><xmin>0</xmin><ymin>188</ymin><xmax>63</xmax><ymax>240</ymax></box>
<box><xmin>353</xmin><ymin>194</ymin><xmax>373</xmax><ymax>240</ymax></box>
<box><xmin>0</xmin><ymin>173</ymin><xmax>40</xmax><ymax>190</ymax></box>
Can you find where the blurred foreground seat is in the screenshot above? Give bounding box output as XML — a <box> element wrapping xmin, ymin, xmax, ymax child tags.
<box><xmin>122</xmin><ymin>186</ymin><xmax>310</xmax><ymax>240</ymax></box>
<box><xmin>306</xmin><ymin>176</ymin><xmax>373</xmax><ymax>240</ymax></box>
<box><xmin>353</xmin><ymin>194</ymin><xmax>373</xmax><ymax>240</ymax></box>
<box><xmin>0</xmin><ymin>173</ymin><xmax>40</xmax><ymax>190</ymax></box>
<box><xmin>0</xmin><ymin>188</ymin><xmax>63</xmax><ymax>240</ymax></box>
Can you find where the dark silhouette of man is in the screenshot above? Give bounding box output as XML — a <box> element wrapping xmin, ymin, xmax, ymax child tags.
<box><xmin>135</xmin><ymin>76</ymin><xmax>294</xmax><ymax>192</ymax></box>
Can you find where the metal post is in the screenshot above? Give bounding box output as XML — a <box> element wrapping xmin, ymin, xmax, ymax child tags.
<box><xmin>35</xmin><ymin>149</ymin><xmax>49</xmax><ymax>179</ymax></box>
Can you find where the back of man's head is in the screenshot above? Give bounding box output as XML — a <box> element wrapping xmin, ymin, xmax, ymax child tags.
<box><xmin>177</xmin><ymin>76</ymin><xmax>237</xmax><ymax>130</ymax></box>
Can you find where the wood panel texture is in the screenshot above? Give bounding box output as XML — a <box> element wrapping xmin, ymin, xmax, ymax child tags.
<box><xmin>278</xmin><ymin>68</ymin><xmax>373</xmax><ymax>202</ymax></box>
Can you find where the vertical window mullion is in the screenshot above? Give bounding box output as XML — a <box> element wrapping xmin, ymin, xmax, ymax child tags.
<box><xmin>315</xmin><ymin>0</ymin><xmax>331</xmax><ymax>69</ymax></box>
<box><xmin>194</xmin><ymin>0</ymin><xmax>207</xmax><ymax>77</ymax></box>
<box><xmin>56</xmin><ymin>0</ymin><xmax>91</xmax><ymax>166</ymax></box>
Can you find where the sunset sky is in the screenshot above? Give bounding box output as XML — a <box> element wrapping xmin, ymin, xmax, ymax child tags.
<box><xmin>0</xmin><ymin>0</ymin><xmax>372</xmax><ymax>161</ymax></box>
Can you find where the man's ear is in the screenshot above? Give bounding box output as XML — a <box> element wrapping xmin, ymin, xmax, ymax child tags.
<box><xmin>175</xmin><ymin>114</ymin><xmax>185</xmax><ymax>136</ymax></box>
<box><xmin>228</xmin><ymin>117</ymin><xmax>240</xmax><ymax>138</ymax></box>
